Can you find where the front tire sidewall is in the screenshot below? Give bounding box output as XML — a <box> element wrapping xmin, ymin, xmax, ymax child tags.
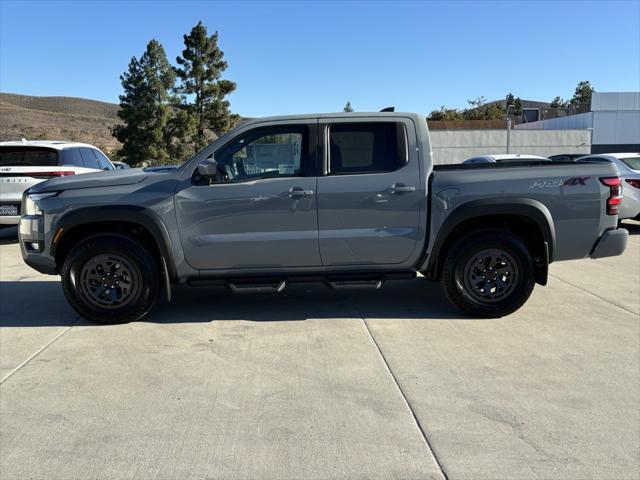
<box><xmin>61</xmin><ymin>235</ymin><xmax>159</xmax><ymax>324</ymax></box>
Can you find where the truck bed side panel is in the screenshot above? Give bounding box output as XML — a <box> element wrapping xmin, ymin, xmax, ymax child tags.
<box><xmin>429</xmin><ymin>162</ymin><xmax>620</xmax><ymax>261</ymax></box>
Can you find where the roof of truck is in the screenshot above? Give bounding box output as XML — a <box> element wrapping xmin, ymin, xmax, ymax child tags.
<box><xmin>242</xmin><ymin>111</ymin><xmax>423</xmax><ymax>124</ymax></box>
<box><xmin>0</xmin><ymin>140</ymin><xmax>99</xmax><ymax>150</ymax></box>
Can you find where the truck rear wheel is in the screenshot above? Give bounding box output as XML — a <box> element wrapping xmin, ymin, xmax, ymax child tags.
<box><xmin>441</xmin><ymin>230</ymin><xmax>535</xmax><ymax>318</ymax></box>
<box><xmin>61</xmin><ymin>234</ymin><xmax>160</xmax><ymax>324</ymax></box>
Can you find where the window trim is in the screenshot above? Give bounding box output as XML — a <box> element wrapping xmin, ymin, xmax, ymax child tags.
<box><xmin>193</xmin><ymin>124</ymin><xmax>314</xmax><ymax>185</ymax></box>
<box><xmin>324</xmin><ymin>121</ymin><xmax>409</xmax><ymax>176</ymax></box>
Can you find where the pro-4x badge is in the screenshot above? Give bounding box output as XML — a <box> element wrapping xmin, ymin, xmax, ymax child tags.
<box><xmin>530</xmin><ymin>177</ymin><xmax>591</xmax><ymax>188</ymax></box>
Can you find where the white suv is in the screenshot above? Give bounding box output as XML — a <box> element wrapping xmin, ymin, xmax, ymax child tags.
<box><xmin>0</xmin><ymin>141</ymin><xmax>115</xmax><ymax>225</ymax></box>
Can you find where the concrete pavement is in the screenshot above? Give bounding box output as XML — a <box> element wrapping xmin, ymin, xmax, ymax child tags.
<box><xmin>1</xmin><ymin>222</ymin><xmax>638</xmax><ymax>479</ymax></box>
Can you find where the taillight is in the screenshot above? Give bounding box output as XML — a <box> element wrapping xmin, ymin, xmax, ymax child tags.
<box><xmin>600</xmin><ymin>177</ymin><xmax>622</xmax><ymax>216</ymax></box>
<box><xmin>29</xmin><ymin>171</ymin><xmax>76</xmax><ymax>178</ymax></box>
<box><xmin>625</xmin><ymin>179</ymin><xmax>640</xmax><ymax>189</ymax></box>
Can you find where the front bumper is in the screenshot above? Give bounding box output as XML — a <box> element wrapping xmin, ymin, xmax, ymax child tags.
<box><xmin>0</xmin><ymin>215</ymin><xmax>20</xmax><ymax>225</ymax></box>
<box><xmin>589</xmin><ymin>228</ymin><xmax>628</xmax><ymax>259</ymax></box>
<box><xmin>19</xmin><ymin>215</ymin><xmax>57</xmax><ymax>275</ymax></box>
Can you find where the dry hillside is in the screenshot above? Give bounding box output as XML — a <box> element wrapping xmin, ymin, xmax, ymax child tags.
<box><xmin>0</xmin><ymin>93</ymin><xmax>121</xmax><ymax>154</ymax></box>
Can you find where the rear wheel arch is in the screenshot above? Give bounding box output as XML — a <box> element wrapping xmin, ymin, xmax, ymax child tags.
<box><xmin>425</xmin><ymin>199</ymin><xmax>555</xmax><ymax>284</ymax></box>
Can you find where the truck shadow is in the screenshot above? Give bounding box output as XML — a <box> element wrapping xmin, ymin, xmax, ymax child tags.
<box><xmin>621</xmin><ymin>221</ymin><xmax>640</xmax><ymax>235</ymax></box>
<box><xmin>0</xmin><ymin>277</ymin><xmax>475</xmax><ymax>327</ymax></box>
<box><xmin>0</xmin><ymin>226</ymin><xmax>19</xmax><ymax>245</ymax></box>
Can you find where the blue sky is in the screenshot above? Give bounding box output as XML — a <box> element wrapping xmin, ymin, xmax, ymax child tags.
<box><xmin>1</xmin><ymin>0</ymin><xmax>638</xmax><ymax>117</ymax></box>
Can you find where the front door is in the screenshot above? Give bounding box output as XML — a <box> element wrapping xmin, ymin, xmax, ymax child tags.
<box><xmin>175</xmin><ymin>121</ymin><xmax>321</xmax><ymax>271</ymax></box>
<box><xmin>317</xmin><ymin>119</ymin><xmax>422</xmax><ymax>266</ymax></box>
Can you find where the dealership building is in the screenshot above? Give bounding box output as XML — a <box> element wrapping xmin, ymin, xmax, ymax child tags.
<box><xmin>515</xmin><ymin>91</ymin><xmax>640</xmax><ymax>154</ymax></box>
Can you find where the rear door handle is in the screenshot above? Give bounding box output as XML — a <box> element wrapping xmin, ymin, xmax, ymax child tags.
<box><xmin>388</xmin><ymin>183</ymin><xmax>416</xmax><ymax>194</ymax></box>
<box><xmin>287</xmin><ymin>187</ymin><xmax>314</xmax><ymax>197</ymax></box>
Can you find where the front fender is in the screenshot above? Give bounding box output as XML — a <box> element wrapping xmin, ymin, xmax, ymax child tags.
<box><xmin>51</xmin><ymin>205</ymin><xmax>178</xmax><ymax>279</ymax></box>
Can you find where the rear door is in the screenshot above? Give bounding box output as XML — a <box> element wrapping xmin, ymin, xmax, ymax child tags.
<box><xmin>175</xmin><ymin>120</ymin><xmax>322</xmax><ymax>271</ymax></box>
<box><xmin>316</xmin><ymin>118</ymin><xmax>421</xmax><ymax>266</ymax></box>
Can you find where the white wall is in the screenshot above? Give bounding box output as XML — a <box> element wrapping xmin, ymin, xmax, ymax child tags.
<box><xmin>590</xmin><ymin>92</ymin><xmax>640</xmax><ymax>146</ymax></box>
<box><xmin>430</xmin><ymin>129</ymin><xmax>591</xmax><ymax>164</ymax></box>
<box><xmin>515</xmin><ymin>112</ymin><xmax>593</xmax><ymax>130</ymax></box>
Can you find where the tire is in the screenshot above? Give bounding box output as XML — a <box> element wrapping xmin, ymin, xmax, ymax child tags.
<box><xmin>61</xmin><ymin>234</ymin><xmax>160</xmax><ymax>324</ymax></box>
<box><xmin>441</xmin><ymin>230</ymin><xmax>535</xmax><ymax>318</ymax></box>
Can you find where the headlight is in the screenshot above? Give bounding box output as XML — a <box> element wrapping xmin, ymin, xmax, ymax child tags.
<box><xmin>24</xmin><ymin>192</ymin><xmax>58</xmax><ymax>216</ymax></box>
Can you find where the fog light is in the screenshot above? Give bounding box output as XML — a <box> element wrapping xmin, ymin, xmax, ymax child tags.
<box><xmin>30</xmin><ymin>242</ymin><xmax>40</xmax><ymax>251</ymax></box>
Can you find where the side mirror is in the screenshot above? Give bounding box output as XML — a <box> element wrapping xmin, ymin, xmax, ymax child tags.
<box><xmin>197</xmin><ymin>156</ymin><xmax>218</xmax><ymax>179</ymax></box>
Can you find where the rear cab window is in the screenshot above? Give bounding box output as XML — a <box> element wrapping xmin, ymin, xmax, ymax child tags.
<box><xmin>0</xmin><ymin>147</ymin><xmax>58</xmax><ymax>167</ymax></box>
<box><xmin>328</xmin><ymin>122</ymin><xmax>407</xmax><ymax>175</ymax></box>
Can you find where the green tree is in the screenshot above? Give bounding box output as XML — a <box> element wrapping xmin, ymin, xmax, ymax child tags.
<box><xmin>550</xmin><ymin>96</ymin><xmax>567</xmax><ymax>109</ymax></box>
<box><xmin>427</xmin><ymin>106</ymin><xmax>464</xmax><ymax>121</ymax></box>
<box><xmin>343</xmin><ymin>101</ymin><xmax>353</xmax><ymax>112</ymax></box>
<box><xmin>484</xmin><ymin>101</ymin><xmax>506</xmax><ymax>120</ymax></box>
<box><xmin>570</xmin><ymin>80</ymin><xmax>595</xmax><ymax>108</ymax></box>
<box><xmin>113</xmin><ymin>40</ymin><xmax>175</xmax><ymax>166</ymax></box>
<box><xmin>513</xmin><ymin>97</ymin><xmax>523</xmax><ymax>116</ymax></box>
<box><xmin>505</xmin><ymin>92</ymin><xmax>515</xmax><ymax>106</ymax></box>
<box><xmin>463</xmin><ymin>96</ymin><xmax>487</xmax><ymax>120</ymax></box>
<box><xmin>175</xmin><ymin>21</ymin><xmax>237</xmax><ymax>152</ymax></box>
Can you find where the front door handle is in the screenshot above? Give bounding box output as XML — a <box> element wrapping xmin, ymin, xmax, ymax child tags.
<box><xmin>388</xmin><ymin>183</ymin><xmax>416</xmax><ymax>194</ymax></box>
<box><xmin>287</xmin><ymin>187</ymin><xmax>314</xmax><ymax>197</ymax></box>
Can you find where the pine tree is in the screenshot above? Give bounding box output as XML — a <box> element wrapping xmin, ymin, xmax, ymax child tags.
<box><xmin>570</xmin><ymin>81</ymin><xmax>595</xmax><ymax>108</ymax></box>
<box><xmin>175</xmin><ymin>21</ymin><xmax>237</xmax><ymax>152</ymax></box>
<box><xmin>113</xmin><ymin>40</ymin><xmax>175</xmax><ymax>166</ymax></box>
<box><xmin>343</xmin><ymin>101</ymin><xmax>354</xmax><ymax>112</ymax></box>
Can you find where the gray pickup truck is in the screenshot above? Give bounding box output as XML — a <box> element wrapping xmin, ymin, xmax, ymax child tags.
<box><xmin>19</xmin><ymin>112</ymin><xmax>628</xmax><ymax>323</ymax></box>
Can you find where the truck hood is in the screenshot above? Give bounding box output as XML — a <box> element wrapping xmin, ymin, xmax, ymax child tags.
<box><xmin>27</xmin><ymin>168</ymin><xmax>155</xmax><ymax>193</ymax></box>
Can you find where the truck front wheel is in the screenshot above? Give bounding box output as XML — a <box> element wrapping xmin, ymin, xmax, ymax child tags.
<box><xmin>441</xmin><ymin>230</ymin><xmax>535</xmax><ymax>318</ymax></box>
<box><xmin>61</xmin><ymin>234</ymin><xmax>160</xmax><ymax>324</ymax></box>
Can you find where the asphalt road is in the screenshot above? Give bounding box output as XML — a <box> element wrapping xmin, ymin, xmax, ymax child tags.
<box><xmin>1</xmin><ymin>223</ymin><xmax>638</xmax><ymax>480</ymax></box>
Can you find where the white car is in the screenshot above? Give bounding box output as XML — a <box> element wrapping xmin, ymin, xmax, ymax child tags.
<box><xmin>577</xmin><ymin>153</ymin><xmax>640</xmax><ymax>220</ymax></box>
<box><xmin>462</xmin><ymin>154</ymin><xmax>551</xmax><ymax>164</ymax></box>
<box><xmin>0</xmin><ymin>141</ymin><xmax>115</xmax><ymax>225</ymax></box>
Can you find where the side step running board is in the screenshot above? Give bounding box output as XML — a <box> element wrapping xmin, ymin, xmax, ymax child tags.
<box><xmin>326</xmin><ymin>279</ymin><xmax>383</xmax><ymax>290</ymax></box>
<box><xmin>228</xmin><ymin>280</ymin><xmax>286</xmax><ymax>294</ymax></box>
<box><xmin>187</xmin><ymin>271</ymin><xmax>416</xmax><ymax>293</ymax></box>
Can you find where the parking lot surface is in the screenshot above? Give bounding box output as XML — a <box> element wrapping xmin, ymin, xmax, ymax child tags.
<box><xmin>1</xmin><ymin>223</ymin><xmax>638</xmax><ymax>480</ymax></box>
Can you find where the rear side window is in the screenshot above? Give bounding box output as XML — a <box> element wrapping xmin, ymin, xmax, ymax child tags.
<box><xmin>60</xmin><ymin>148</ymin><xmax>85</xmax><ymax>167</ymax></box>
<box><xmin>329</xmin><ymin>123</ymin><xmax>407</xmax><ymax>175</ymax></box>
<box><xmin>0</xmin><ymin>147</ymin><xmax>58</xmax><ymax>166</ymax></box>
<box><xmin>79</xmin><ymin>148</ymin><xmax>100</xmax><ymax>169</ymax></box>
<box><xmin>619</xmin><ymin>157</ymin><xmax>640</xmax><ymax>170</ymax></box>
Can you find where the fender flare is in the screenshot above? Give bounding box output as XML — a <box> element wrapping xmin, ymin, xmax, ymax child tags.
<box><xmin>425</xmin><ymin>197</ymin><xmax>556</xmax><ymax>277</ymax></box>
<box><xmin>51</xmin><ymin>205</ymin><xmax>177</xmax><ymax>279</ymax></box>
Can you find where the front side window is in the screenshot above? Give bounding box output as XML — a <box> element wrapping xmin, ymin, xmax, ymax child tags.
<box><xmin>212</xmin><ymin>126</ymin><xmax>305</xmax><ymax>182</ymax></box>
<box><xmin>93</xmin><ymin>150</ymin><xmax>113</xmax><ymax>170</ymax></box>
<box><xmin>329</xmin><ymin>122</ymin><xmax>407</xmax><ymax>174</ymax></box>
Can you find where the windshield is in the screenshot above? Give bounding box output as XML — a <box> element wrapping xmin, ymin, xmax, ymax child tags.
<box><xmin>0</xmin><ymin>147</ymin><xmax>58</xmax><ymax>167</ymax></box>
<box><xmin>619</xmin><ymin>156</ymin><xmax>640</xmax><ymax>170</ymax></box>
